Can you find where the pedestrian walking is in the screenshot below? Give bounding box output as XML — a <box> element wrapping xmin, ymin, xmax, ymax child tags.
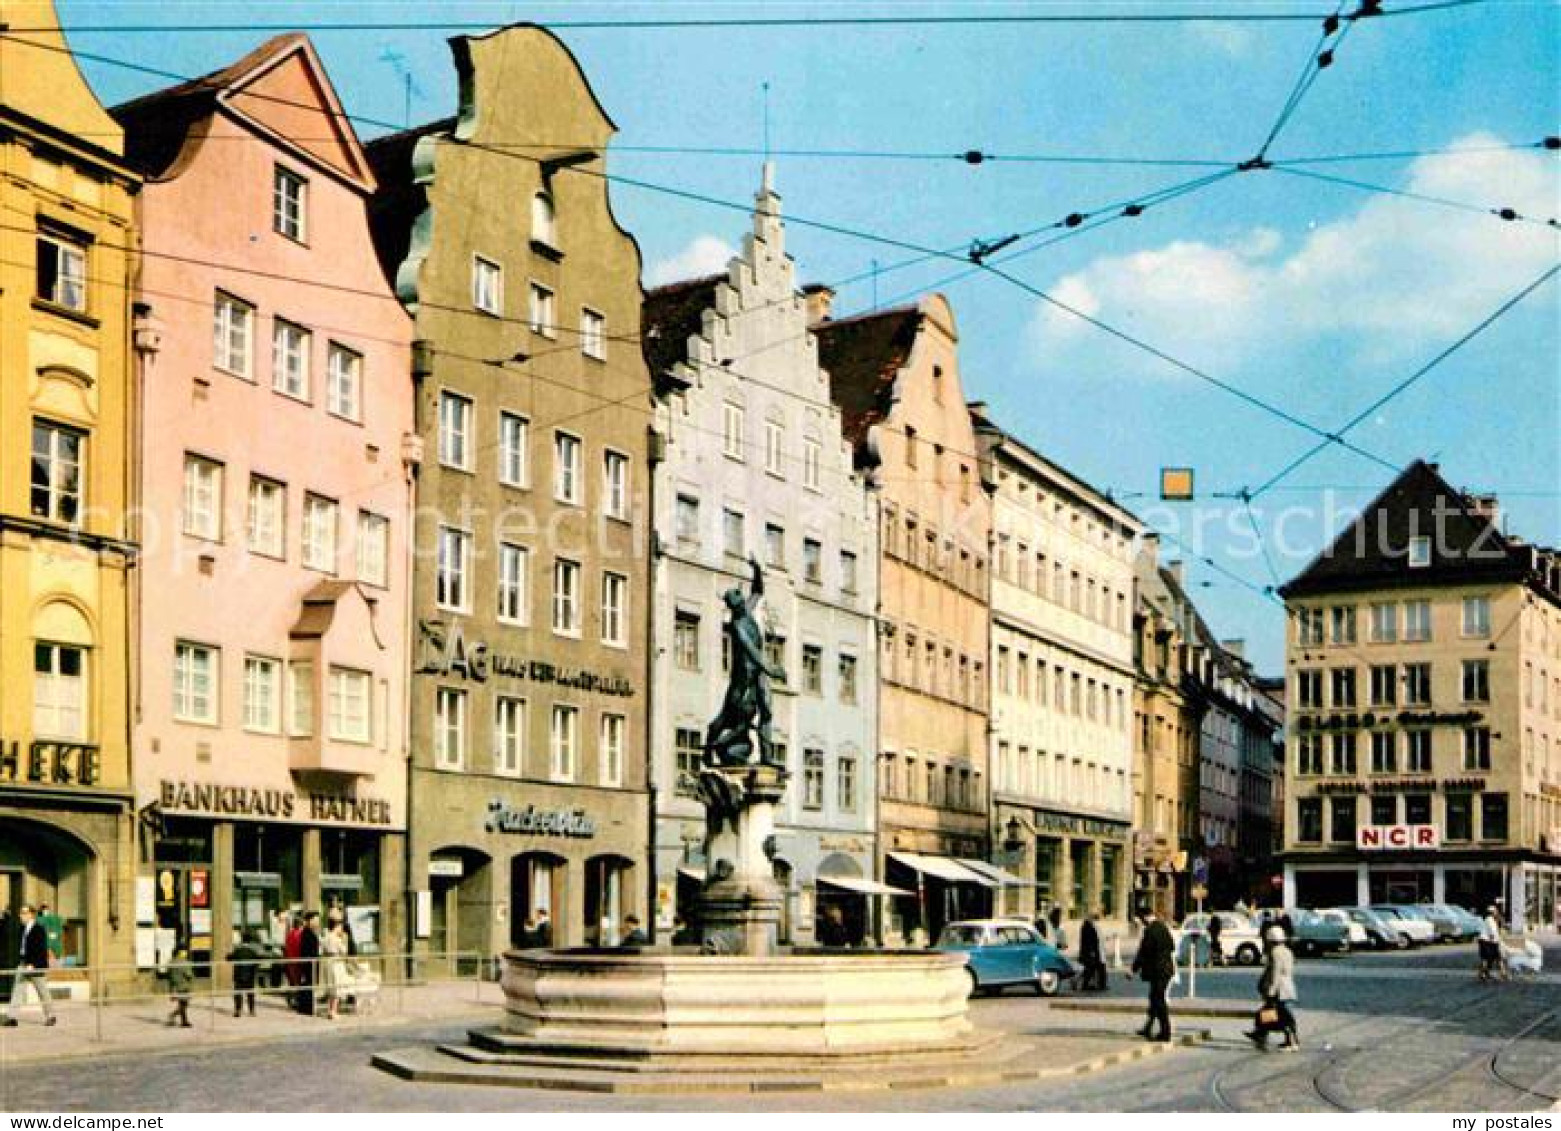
<box><xmin>1245</xmin><ymin>926</ymin><xmax>1300</xmax><ymax>1051</ymax></box>
<box><xmin>37</xmin><ymin>903</ymin><xmax>63</xmax><ymax>965</ymax></box>
<box><xmin>1478</xmin><ymin>905</ymin><xmax>1506</xmax><ymax>982</ymax></box>
<box><xmin>1130</xmin><ymin>905</ymin><xmax>1175</xmax><ymax>1043</ymax></box>
<box><xmin>164</xmin><ymin>948</ymin><xmax>194</xmax><ymax>1028</ymax></box>
<box><xmin>296</xmin><ymin>911</ymin><xmax>321</xmax><ymax>1016</ymax></box>
<box><xmin>1049</xmin><ymin>906</ymin><xmax>1068</xmax><ymax>952</ymax></box>
<box><xmin>534</xmin><ymin>908</ymin><xmax>553</xmax><ymax>948</ymax></box>
<box><xmin>283</xmin><ymin>913</ymin><xmax>303</xmax><ymax>1008</ymax></box>
<box><xmin>1208</xmin><ymin>912</ymin><xmax>1225</xmax><ymax>967</ymax></box>
<box><xmin>1079</xmin><ymin>910</ymin><xmax>1108</xmax><ymax>992</ymax></box>
<box><xmin>227</xmin><ymin>929</ymin><xmax>264</xmax><ymax>1017</ymax></box>
<box><xmin>321</xmin><ymin>920</ymin><xmax>349</xmax><ymax>1020</ymax></box>
<box><xmin>1</xmin><ymin>904</ymin><xmax>57</xmax><ymax>1027</ymax></box>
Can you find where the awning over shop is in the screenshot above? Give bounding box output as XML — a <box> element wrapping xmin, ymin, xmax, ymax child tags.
<box><xmin>957</xmin><ymin>859</ymin><xmax>1032</xmax><ymax>886</ymax></box>
<box><xmin>888</xmin><ymin>851</ymin><xmax>996</xmax><ymax>886</ymax></box>
<box><xmin>817</xmin><ymin>875</ymin><xmax>915</xmax><ymax>898</ymax></box>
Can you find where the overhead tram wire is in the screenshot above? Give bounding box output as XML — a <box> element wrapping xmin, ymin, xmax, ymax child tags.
<box><xmin>2</xmin><ymin>2</ymin><xmax>1493</xmax><ymax>34</ymax></box>
<box><xmin>1241</xmin><ymin>261</ymin><xmax>1561</xmax><ymax>500</ymax></box>
<box><xmin>2</xmin><ymin>29</ymin><xmax>1409</xmax><ymax>484</ymax></box>
<box><xmin>1272</xmin><ymin>165</ymin><xmax>1561</xmax><ymax>229</ymax></box>
<box><xmin>1253</xmin><ymin>2</ymin><xmax>1356</xmax><ymax>163</ymax></box>
<box><xmin>1275</xmin><ymin>136</ymin><xmax>1561</xmax><ymax>167</ymax></box>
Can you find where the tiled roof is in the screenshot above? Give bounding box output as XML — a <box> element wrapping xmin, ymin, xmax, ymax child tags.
<box><xmin>1279</xmin><ymin>459</ymin><xmax>1531</xmax><ymax>597</ymax></box>
<box><xmin>814</xmin><ymin>305</ymin><xmax>923</xmax><ymax>450</ymax></box>
<box><xmin>640</xmin><ymin>274</ymin><xmax>723</xmax><ymax>378</ymax></box>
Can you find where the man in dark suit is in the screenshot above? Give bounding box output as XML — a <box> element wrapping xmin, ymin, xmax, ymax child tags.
<box><xmin>1130</xmin><ymin>904</ymin><xmax>1175</xmax><ymax>1042</ymax></box>
<box><xmin>2</xmin><ymin>904</ymin><xmax>57</xmax><ymax>1026</ymax></box>
<box><xmin>534</xmin><ymin>909</ymin><xmax>553</xmax><ymax>948</ymax></box>
<box><xmin>295</xmin><ymin>911</ymin><xmax>321</xmax><ymax>1016</ymax></box>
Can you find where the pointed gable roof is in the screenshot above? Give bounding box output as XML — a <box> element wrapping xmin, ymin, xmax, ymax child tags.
<box><xmin>112</xmin><ymin>34</ymin><xmax>375</xmax><ymax>191</ymax></box>
<box><xmin>1279</xmin><ymin>459</ymin><xmax>1533</xmax><ymax>598</ymax></box>
<box><xmin>814</xmin><ymin>304</ymin><xmax>924</xmax><ymax>450</ymax></box>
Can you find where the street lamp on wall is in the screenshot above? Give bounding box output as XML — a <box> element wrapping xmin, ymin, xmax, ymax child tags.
<box><xmin>1004</xmin><ymin>816</ymin><xmax>1024</xmax><ymax>852</ymax></box>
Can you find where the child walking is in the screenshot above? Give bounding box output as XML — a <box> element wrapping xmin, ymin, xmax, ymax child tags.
<box><xmin>165</xmin><ymin>948</ymin><xmax>194</xmax><ymax>1028</ymax></box>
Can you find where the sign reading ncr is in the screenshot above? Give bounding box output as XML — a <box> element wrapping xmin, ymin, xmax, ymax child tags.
<box><xmin>1357</xmin><ymin>824</ymin><xmax>1440</xmax><ymax>850</ymax></box>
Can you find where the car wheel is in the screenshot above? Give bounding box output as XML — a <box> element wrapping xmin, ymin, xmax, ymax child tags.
<box><xmin>1236</xmin><ymin>943</ymin><xmax>1260</xmax><ymax>965</ymax></box>
<box><xmin>1395</xmin><ymin>932</ymin><xmax>1410</xmax><ymax>950</ymax></box>
<box><xmin>1035</xmin><ymin>970</ymin><xmax>1062</xmax><ymax>997</ymax></box>
<box><xmin>966</xmin><ymin>968</ymin><xmax>980</xmax><ymax>997</ymax></box>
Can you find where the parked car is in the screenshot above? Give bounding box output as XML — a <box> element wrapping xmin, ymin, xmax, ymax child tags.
<box><xmin>935</xmin><ymin>920</ymin><xmax>1076</xmax><ymax>996</ymax></box>
<box><xmin>1336</xmin><ymin>907</ymin><xmax>1411</xmax><ymax>949</ymax></box>
<box><xmin>1288</xmin><ymin>909</ymin><xmax>1352</xmax><ymax>957</ymax></box>
<box><xmin>1428</xmin><ymin>904</ymin><xmax>1482</xmax><ymax>941</ymax></box>
<box><xmin>1313</xmin><ymin>909</ymin><xmax>1370</xmax><ymax>949</ymax></box>
<box><xmin>1406</xmin><ymin>903</ymin><xmax>1463</xmax><ymax>942</ymax></box>
<box><xmin>1175</xmin><ymin>911</ymin><xmax>1264</xmax><ymax>966</ymax></box>
<box><xmin>1369</xmin><ymin>905</ymin><xmax>1438</xmax><ymax>945</ymax></box>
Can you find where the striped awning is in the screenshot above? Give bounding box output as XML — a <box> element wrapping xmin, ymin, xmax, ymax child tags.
<box><xmin>887</xmin><ymin>851</ymin><xmax>996</xmax><ymax>886</ymax></box>
<box><xmin>817</xmin><ymin>875</ymin><xmax>914</xmax><ymax>898</ymax></box>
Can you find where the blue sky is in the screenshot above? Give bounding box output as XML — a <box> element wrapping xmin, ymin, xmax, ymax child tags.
<box><xmin>58</xmin><ymin>0</ymin><xmax>1560</xmax><ymax>672</ymax></box>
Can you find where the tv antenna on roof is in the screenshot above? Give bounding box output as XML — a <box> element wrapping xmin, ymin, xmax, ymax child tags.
<box><xmin>378</xmin><ymin>48</ymin><xmax>425</xmax><ymax>128</ymax></box>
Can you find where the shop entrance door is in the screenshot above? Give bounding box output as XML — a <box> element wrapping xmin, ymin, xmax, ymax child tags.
<box><xmin>152</xmin><ymin>864</ymin><xmax>215</xmax><ymax>972</ymax></box>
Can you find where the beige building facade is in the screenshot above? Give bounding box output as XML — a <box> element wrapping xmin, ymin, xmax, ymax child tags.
<box><xmin>1280</xmin><ymin>461</ymin><xmax>1561</xmax><ymax>928</ymax></box>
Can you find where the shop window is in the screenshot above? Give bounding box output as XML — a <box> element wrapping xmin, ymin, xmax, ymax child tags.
<box><xmin>321</xmin><ymin>829</ymin><xmax>383</xmax><ymax>949</ymax></box>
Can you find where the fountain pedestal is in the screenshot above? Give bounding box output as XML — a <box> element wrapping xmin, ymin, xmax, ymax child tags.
<box><xmin>695</xmin><ymin>762</ymin><xmax>786</xmax><ymax>957</ymax></box>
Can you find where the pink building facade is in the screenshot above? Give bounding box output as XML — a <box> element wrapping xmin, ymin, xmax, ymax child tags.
<box><xmin>116</xmin><ymin>36</ymin><xmax>414</xmax><ymax>973</ymax></box>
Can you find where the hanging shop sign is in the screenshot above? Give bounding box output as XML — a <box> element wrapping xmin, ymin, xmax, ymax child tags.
<box><xmin>157</xmin><ymin>779</ymin><xmax>395</xmax><ymax>826</ymax></box>
<box><xmin>0</xmin><ymin>739</ymin><xmax>102</xmax><ymax>787</ymax></box>
<box><xmin>1029</xmin><ymin>810</ymin><xmax>1129</xmax><ymax>840</ymax></box>
<box><xmin>484</xmin><ymin>799</ymin><xmax>597</xmax><ymax>838</ymax></box>
<box><xmin>416</xmin><ymin>619</ymin><xmax>633</xmax><ymax>697</ymax></box>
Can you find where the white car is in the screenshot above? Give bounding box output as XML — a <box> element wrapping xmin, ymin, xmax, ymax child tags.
<box><xmin>1313</xmin><ymin>908</ymin><xmax>1369</xmax><ymax>948</ymax></box>
<box><xmin>1174</xmin><ymin>911</ymin><xmax>1264</xmax><ymax>966</ymax></box>
<box><xmin>1368</xmin><ymin>905</ymin><xmax>1438</xmax><ymax>945</ymax></box>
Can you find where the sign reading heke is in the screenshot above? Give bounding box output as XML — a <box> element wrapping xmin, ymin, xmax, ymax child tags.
<box><xmin>417</xmin><ymin>619</ymin><xmax>632</xmax><ymax>697</ymax></box>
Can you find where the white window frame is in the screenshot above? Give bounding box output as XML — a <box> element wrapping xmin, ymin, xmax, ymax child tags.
<box><xmin>554</xmin><ymin>431</ymin><xmax>583</xmax><ymax>505</ymax></box>
<box><xmin>182</xmin><ymin>454</ymin><xmax>224</xmax><ymax>541</ymax></box>
<box><xmin>494</xmin><ymin>696</ymin><xmax>526</xmax><ymax>776</ymax></box>
<box><xmin>173</xmin><ymin>641</ymin><xmax>218</xmax><ymax>725</ymax></box>
<box><xmin>288</xmin><ymin>661</ymin><xmax>314</xmax><ymax>737</ymax></box>
<box><xmin>529</xmin><ymin>281</ymin><xmax>556</xmax><ymax>338</ymax></box>
<box><xmin>803</xmin><ymin>437</ymin><xmax>822</xmax><ymax>491</ymax></box>
<box><xmin>327</xmin><ymin>666</ymin><xmax>372</xmax><ymax>744</ymax></box>
<box><xmin>473</xmin><ymin>255</ymin><xmax>503</xmax><ymax>315</ymax></box>
<box><xmin>1461</xmin><ymin>595</ymin><xmax>1491</xmax><ymax>638</ymax></box>
<box><xmin>326</xmin><ymin>342</ymin><xmax>362</xmax><ymax>422</ymax></box>
<box><xmin>356</xmin><ymin>510</ymin><xmax>389</xmax><ymax>587</ymax></box>
<box><xmin>601</xmin><ymin>571</ymin><xmax>628</xmax><ymax>647</ymax></box>
<box><xmin>37</xmin><ymin>231</ymin><xmax>88</xmax><ymax>312</ymax></box>
<box><xmin>438</xmin><ymin>390</ymin><xmax>474</xmax><ymax>471</ymax></box>
<box><xmin>301</xmin><ymin>493</ymin><xmax>338</xmax><ymax>573</ymax></box>
<box><xmin>242</xmin><ymin>654</ymin><xmax>281</xmax><ymax>734</ymax></box>
<box><xmin>434</xmin><ymin>686</ymin><xmax>467</xmax><ymax>770</ymax></box>
<box><xmin>436</xmin><ymin>525</ymin><xmax>472</xmax><ymax>613</ymax></box>
<box><xmin>531</xmin><ymin>191</ymin><xmax>557</xmax><ymax>247</ymax></box>
<box><xmin>549</xmin><ymin>704</ymin><xmax>579</xmax><ymax>782</ymax></box>
<box><xmin>272</xmin><ymin>165</ymin><xmax>308</xmax><ymax>242</ymax></box>
<box><xmin>498</xmin><ymin>411</ymin><xmax>530</xmax><ymax>488</ymax></box>
<box><xmin>764</xmin><ymin>420</ymin><xmax>784</xmax><ymax>477</ymax></box>
<box><xmin>213</xmin><ymin>292</ymin><xmax>254</xmax><ymax>378</ymax></box>
<box><xmin>1408</xmin><ymin>535</ymin><xmax>1432</xmax><ymax>568</ymax></box>
<box><xmin>246</xmin><ymin>475</ymin><xmax>285</xmax><ymax>558</ymax></box>
<box><xmin>722</xmin><ymin>508</ymin><xmax>745</xmax><ymax>558</ymax></box>
<box><xmin>580</xmin><ymin>307</ymin><xmax>607</xmax><ymax>360</ymax></box>
<box><xmin>840</xmin><ymin>550</ymin><xmax>859</xmax><ymax>594</ymax></box>
<box><xmin>33</xmin><ymin>641</ymin><xmax>87</xmax><ymax>742</ymax></box>
<box><xmin>603</xmin><ymin>450</ymin><xmax>629</xmax><ymax>520</ymax></box>
<box><xmin>497</xmin><ymin>542</ymin><xmax>530</xmax><ymax>625</ymax></box>
<box><xmin>600</xmin><ymin>713</ymin><xmax>625</xmax><ymax>787</ymax></box>
<box><xmin>272</xmin><ymin>318</ymin><xmax>311</xmax><ymax>401</ymax></box>
<box><xmin>722</xmin><ymin>403</ymin><xmax>745</xmax><ymax>461</ymax></box>
<box><xmin>552</xmin><ymin>557</ymin><xmax>582</xmax><ymax>637</ymax></box>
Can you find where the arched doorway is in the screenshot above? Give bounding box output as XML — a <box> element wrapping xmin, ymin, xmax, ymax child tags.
<box><xmin>0</xmin><ymin>816</ymin><xmax>96</xmax><ymax>968</ymax></box>
<box><xmin>510</xmin><ymin>851</ymin><xmax>566</xmax><ymax>948</ymax></box>
<box><xmin>427</xmin><ymin>846</ymin><xmax>492</xmax><ymax>975</ymax></box>
<box><xmin>584</xmin><ymin>854</ymin><xmax>635</xmax><ymax>946</ymax></box>
<box><xmin>814</xmin><ymin>852</ymin><xmax>867</xmax><ymax>946</ymax></box>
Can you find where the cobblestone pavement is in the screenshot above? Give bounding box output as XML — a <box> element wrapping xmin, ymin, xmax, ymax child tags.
<box><xmin>2</xmin><ymin>939</ymin><xmax>1557</xmax><ymax>1112</ymax></box>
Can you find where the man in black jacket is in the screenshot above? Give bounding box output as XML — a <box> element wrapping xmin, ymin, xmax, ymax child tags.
<box><xmin>1130</xmin><ymin>905</ymin><xmax>1175</xmax><ymax>1042</ymax></box>
<box><xmin>295</xmin><ymin>911</ymin><xmax>321</xmax><ymax>1016</ymax></box>
<box><xmin>1079</xmin><ymin>910</ymin><xmax>1108</xmax><ymax>992</ymax></box>
<box><xmin>2</xmin><ymin>905</ymin><xmax>57</xmax><ymax>1027</ymax></box>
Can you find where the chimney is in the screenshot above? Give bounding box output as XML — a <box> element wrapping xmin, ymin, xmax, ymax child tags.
<box><xmin>1222</xmin><ymin>639</ymin><xmax>1246</xmax><ymax>659</ymax></box>
<box><xmin>1465</xmin><ymin>492</ymin><xmax>1501</xmax><ymax>526</ymax></box>
<box><xmin>803</xmin><ymin>284</ymin><xmax>834</xmax><ymax>325</ymax></box>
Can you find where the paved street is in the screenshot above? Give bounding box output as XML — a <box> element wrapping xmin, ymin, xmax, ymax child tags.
<box><xmin>2</xmin><ymin>939</ymin><xmax>1557</xmax><ymax>1112</ymax></box>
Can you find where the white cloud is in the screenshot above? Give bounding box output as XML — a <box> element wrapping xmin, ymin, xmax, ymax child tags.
<box><xmin>1031</xmin><ymin>134</ymin><xmax>1560</xmax><ymax>376</ymax></box>
<box><xmin>1189</xmin><ymin>22</ymin><xmax>1255</xmax><ymax>58</ymax></box>
<box><xmin>647</xmin><ymin>235</ymin><xmax>736</xmax><ymax>287</ymax></box>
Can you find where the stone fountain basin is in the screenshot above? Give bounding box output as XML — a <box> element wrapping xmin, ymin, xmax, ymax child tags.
<box><xmin>493</xmin><ymin>947</ymin><xmax>980</xmax><ymax>1059</ymax></box>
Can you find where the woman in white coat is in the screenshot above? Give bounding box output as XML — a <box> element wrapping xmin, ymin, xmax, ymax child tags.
<box><xmin>1246</xmin><ymin>925</ymin><xmax>1299</xmax><ymax>1051</ymax></box>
